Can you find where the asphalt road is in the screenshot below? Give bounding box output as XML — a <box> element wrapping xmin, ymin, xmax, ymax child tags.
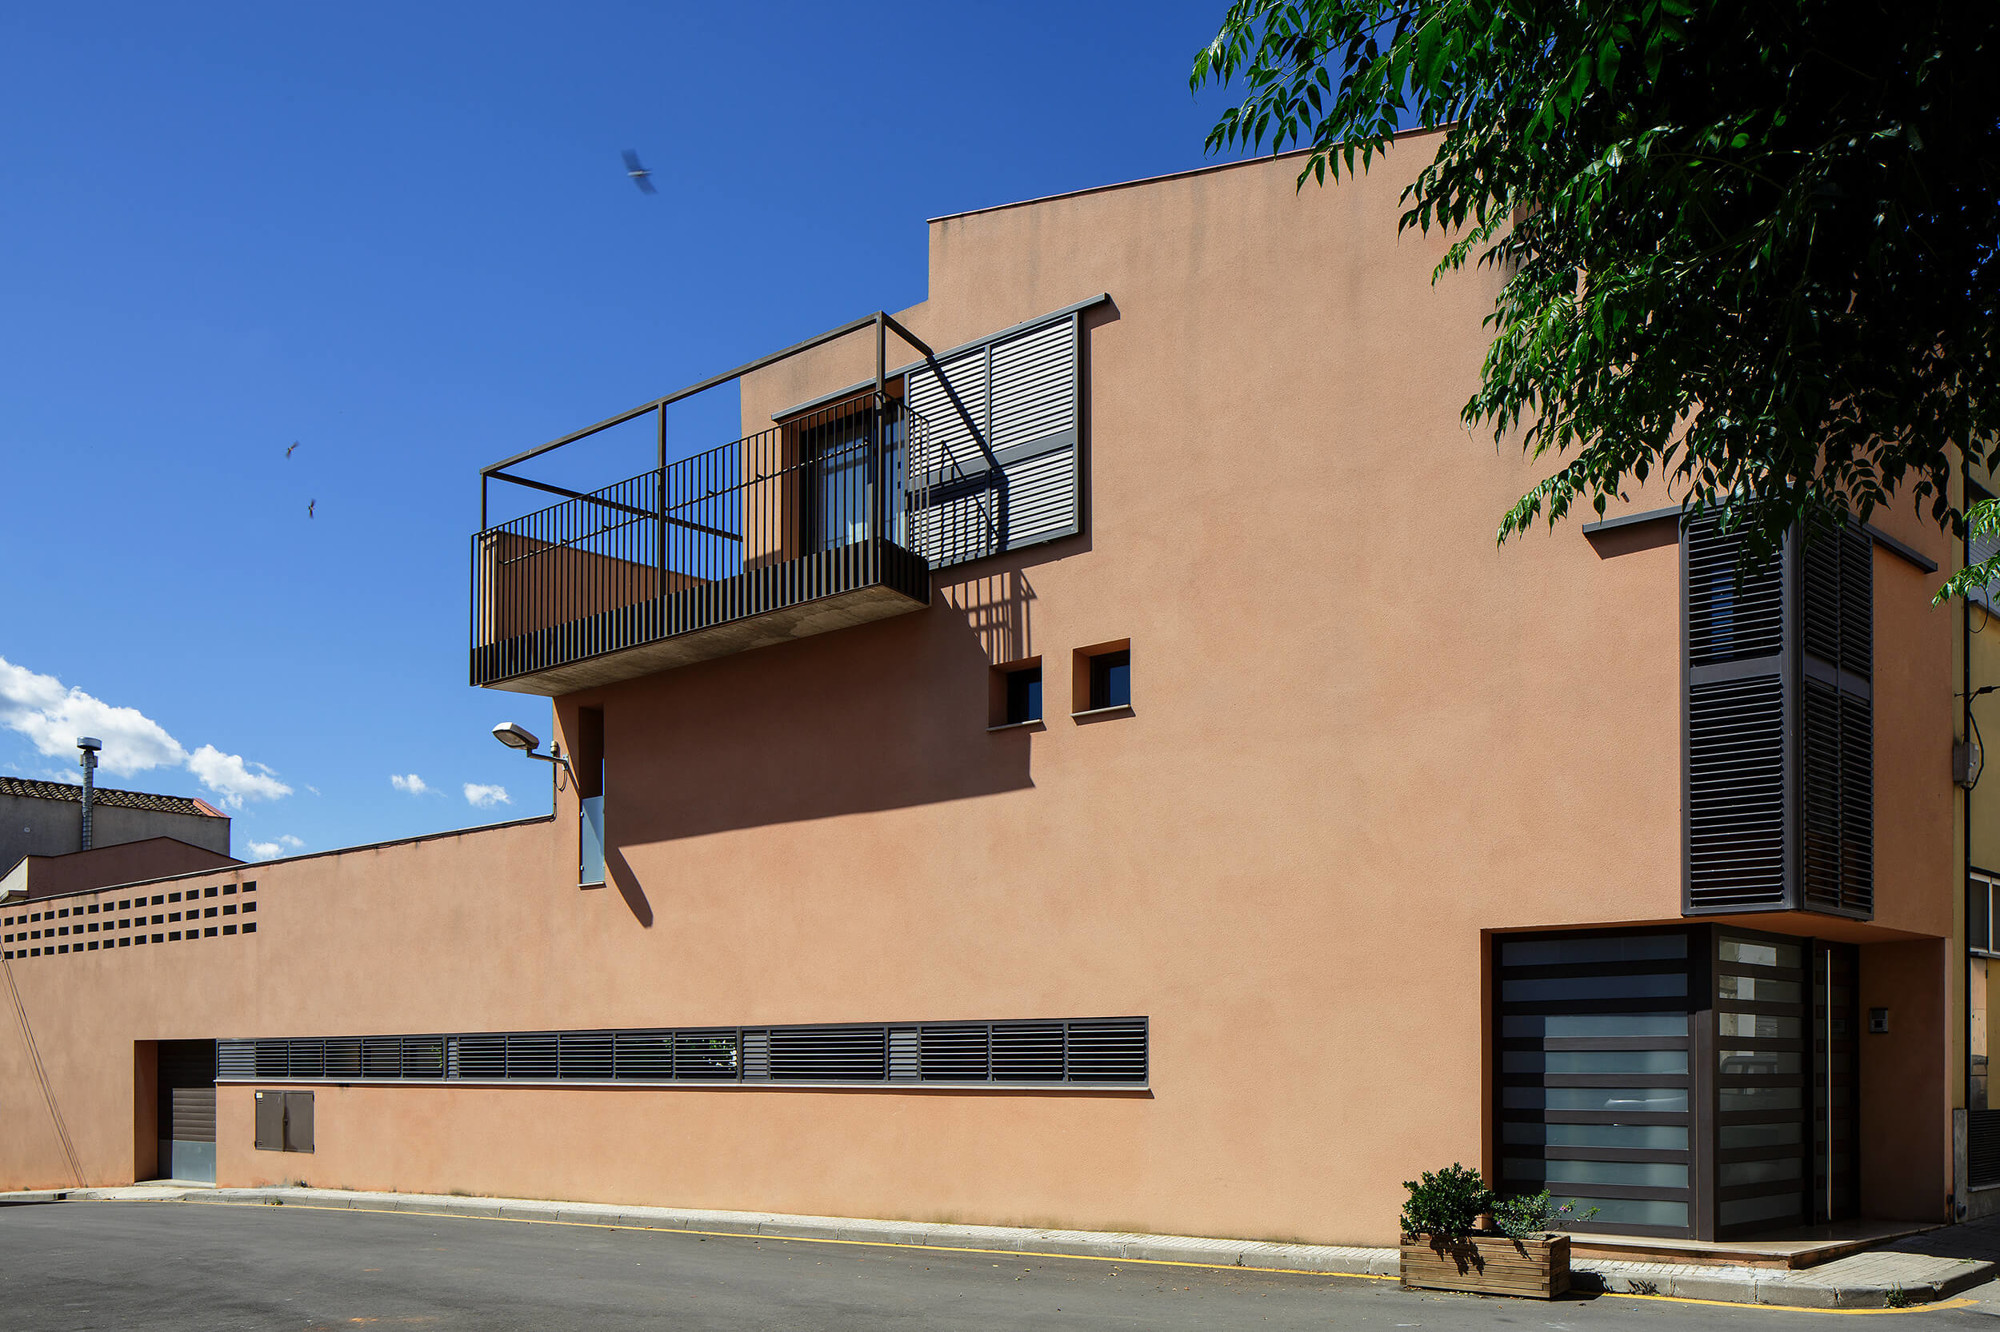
<box><xmin>2</xmin><ymin>1200</ymin><xmax>1995</xmax><ymax>1331</ymax></box>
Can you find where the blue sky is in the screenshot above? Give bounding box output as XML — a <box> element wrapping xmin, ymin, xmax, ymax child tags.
<box><xmin>0</xmin><ymin>2</ymin><xmax>1247</xmax><ymax>859</ymax></box>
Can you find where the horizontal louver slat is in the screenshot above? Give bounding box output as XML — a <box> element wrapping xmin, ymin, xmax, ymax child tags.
<box><xmin>1686</xmin><ymin>518</ymin><xmax>1783</xmax><ymax>665</ymax></box>
<box><xmin>1687</xmin><ymin>676</ymin><xmax>1788</xmax><ymax>910</ymax></box>
<box><xmin>218</xmin><ymin>1018</ymin><xmax>1148</xmax><ymax>1086</ymax></box>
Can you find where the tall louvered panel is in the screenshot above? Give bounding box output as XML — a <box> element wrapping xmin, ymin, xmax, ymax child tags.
<box><xmin>903</xmin><ymin>311</ymin><xmax>1080</xmax><ymax>567</ymax></box>
<box><xmin>1686</xmin><ymin>518</ymin><xmax>1784</xmax><ymax>665</ymax></box>
<box><xmin>1687</xmin><ymin>676</ymin><xmax>1789</xmax><ymax>910</ymax></box>
<box><xmin>1682</xmin><ymin>518</ymin><xmax>1875</xmax><ymax>920</ymax></box>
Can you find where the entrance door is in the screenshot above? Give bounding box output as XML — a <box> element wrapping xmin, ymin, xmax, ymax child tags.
<box><xmin>156</xmin><ymin>1040</ymin><xmax>216</xmax><ymax>1183</ymax></box>
<box><xmin>1811</xmin><ymin>943</ymin><xmax>1860</xmax><ymax>1221</ymax></box>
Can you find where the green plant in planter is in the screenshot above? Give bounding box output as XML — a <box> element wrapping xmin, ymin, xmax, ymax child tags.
<box><xmin>1492</xmin><ymin>1190</ymin><xmax>1600</xmax><ymax>1240</ymax></box>
<box><xmin>1400</xmin><ymin>1165</ymin><xmax>1493</xmax><ymax>1241</ymax></box>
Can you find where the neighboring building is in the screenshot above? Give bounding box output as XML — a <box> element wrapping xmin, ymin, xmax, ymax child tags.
<box><xmin>0</xmin><ymin>134</ymin><xmax>1980</xmax><ymax>1244</ymax></box>
<box><xmin>0</xmin><ymin>776</ymin><xmax>230</xmax><ymax>874</ymax></box>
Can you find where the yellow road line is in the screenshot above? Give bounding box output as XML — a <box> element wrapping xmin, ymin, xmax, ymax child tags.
<box><xmin>186</xmin><ymin>1201</ymin><xmax>1981</xmax><ymax>1315</ymax></box>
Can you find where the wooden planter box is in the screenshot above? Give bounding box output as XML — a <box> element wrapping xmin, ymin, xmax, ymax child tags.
<box><xmin>1400</xmin><ymin>1233</ymin><xmax>1570</xmax><ymax>1299</ymax></box>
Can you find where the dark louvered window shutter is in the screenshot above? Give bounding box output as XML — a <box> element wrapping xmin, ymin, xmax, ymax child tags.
<box><xmin>1800</xmin><ymin>524</ymin><xmax>1873</xmax><ymax>916</ymax></box>
<box><xmin>1682</xmin><ymin>518</ymin><xmax>1874</xmax><ymax>919</ymax></box>
<box><xmin>1685</xmin><ymin>518</ymin><xmax>1791</xmax><ymax>912</ymax></box>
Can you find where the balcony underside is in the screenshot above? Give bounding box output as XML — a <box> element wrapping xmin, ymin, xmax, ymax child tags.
<box><xmin>474</xmin><ymin>538</ymin><xmax>930</xmax><ymax>696</ymax></box>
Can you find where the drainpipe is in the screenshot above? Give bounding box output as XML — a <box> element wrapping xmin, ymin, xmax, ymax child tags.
<box><xmin>76</xmin><ymin>737</ymin><xmax>101</xmax><ymax>851</ymax></box>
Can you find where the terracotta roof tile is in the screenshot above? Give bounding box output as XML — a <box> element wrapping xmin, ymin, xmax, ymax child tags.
<box><xmin>0</xmin><ymin>775</ymin><xmax>227</xmax><ymax>818</ymax></box>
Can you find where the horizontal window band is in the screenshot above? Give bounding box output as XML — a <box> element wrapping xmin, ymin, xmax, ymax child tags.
<box><xmin>1718</xmin><ymin>1179</ymin><xmax>1810</xmax><ymax>1203</ymax></box>
<box><xmin>1497</xmin><ymin>1038</ymin><xmax>1692</xmax><ymax>1052</ymax></box>
<box><xmin>1515</xmin><ymin>1112</ymin><xmax>1689</xmax><ymax>1127</ymax></box>
<box><xmin>1493</xmin><ymin>1181</ymin><xmax>1691</xmax><ymax>1203</ymax></box>
<box><xmin>1510</xmin><ymin>1148</ymin><xmax>1690</xmax><ymax>1165</ymax></box>
<box><xmin>217</xmin><ymin>1078</ymin><xmax>1150</xmax><ymax>1093</ymax></box>
<box><xmin>1497</xmin><ymin>1000</ymin><xmax>1693</xmax><ymax>1017</ymax></box>
<box><xmin>1495</xmin><ymin>960</ymin><xmax>1694</xmax><ymax>980</ymax></box>
<box><xmin>1498</xmin><ymin>1074</ymin><xmax>1691</xmax><ymax>1089</ymax></box>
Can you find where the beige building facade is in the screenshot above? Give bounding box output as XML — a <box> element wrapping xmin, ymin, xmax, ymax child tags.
<box><xmin>0</xmin><ymin>135</ymin><xmax>1978</xmax><ymax>1245</ymax></box>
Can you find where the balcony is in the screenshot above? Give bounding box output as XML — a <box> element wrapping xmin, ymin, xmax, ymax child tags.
<box><xmin>473</xmin><ymin>395</ymin><xmax>995</xmax><ymax>694</ymax></box>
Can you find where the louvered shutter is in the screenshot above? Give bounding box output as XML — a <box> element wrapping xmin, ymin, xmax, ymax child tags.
<box><xmin>1800</xmin><ymin>523</ymin><xmax>1873</xmax><ymax>917</ymax></box>
<box><xmin>1682</xmin><ymin>517</ymin><xmax>1873</xmax><ymax>918</ymax></box>
<box><xmin>1684</xmin><ymin>518</ymin><xmax>1792</xmax><ymax>912</ymax></box>
<box><xmin>904</xmin><ymin>313</ymin><xmax>1080</xmax><ymax>567</ymax></box>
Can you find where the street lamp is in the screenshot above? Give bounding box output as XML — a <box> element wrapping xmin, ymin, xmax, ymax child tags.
<box><xmin>490</xmin><ymin>722</ymin><xmax>572</xmax><ymax>777</ymax></box>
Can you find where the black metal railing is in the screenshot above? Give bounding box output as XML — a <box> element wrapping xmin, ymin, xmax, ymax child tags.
<box><xmin>472</xmin><ymin>399</ymin><xmax>994</xmax><ymax>686</ymax></box>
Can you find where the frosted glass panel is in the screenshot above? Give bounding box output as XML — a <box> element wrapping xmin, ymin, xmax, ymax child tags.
<box><xmin>1718</xmin><ymin>1013</ymin><xmax>1800</xmax><ymax>1039</ymax></box>
<box><xmin>1505</xmin><ymin>1050</ymin><xmax>1689</xmax><ymax>1075</ymax></box>
<box><xmin>1503</xmin><ymin>1013</ymin><xmax>1689</xmax><ymax>1039</ymax></box>
<box><xmin>1504</xmin><ymin>1159</ymin><xmax>1688</xmax><ymax>1189</ymax></box>
<box><xmin>1566</xmin><ymin>1197</ymin><xmax>1688</xmax><ymax>1227</ymax></box>
<box><xmin>1720</xmin><ymin>1193</ymin><xmax>1803</xmax><ymax>1226</ymax></box>
<box><xmin>1718</xmin><ymin>1049</ymin><xmax>1802</xmax><ymax>1075</ymax></box>
<box><xmin>1719</xmin><ymin>1086</ymin><xmax>1802</xmax><ymax>1112</ymax></box>
<box><xmin>1719</xmin><ymin>975</ymin><xmax>1801</xmax><ymax>1003</ymax></box>
<box><xmin>1720</xmin><ymin>1122</ymin><xmax>1802</xmax><ymax>1149</ymax></box>
<box><xmin>1502</xmin><ymin>935</ymin><xmax>1688</xmax><ymax>966</ymax></box>
<box><xmin>1720</xmin><ymin>1158</ymin><xmax>1802</xmax><ymax>1186</ymax></box>
<box><xmin>1502</xmin><ymin>1122</ymin><xmax>1688</xmax><ymax>1150</ymax></box>
<box><xmin>1504</xmin><ymin>974</ymin><xmax>1687</xmax><ymax>1002</ymax></box>
<box><xmin>1530</xmin><ymin>1087</ymin><xmax>1689</xmax><ymax>1113</ymax></box>
<box><xmin>1719</xmin><ymin>938</ymin><xmax>1802</xmax><ymax>969</ymax></box>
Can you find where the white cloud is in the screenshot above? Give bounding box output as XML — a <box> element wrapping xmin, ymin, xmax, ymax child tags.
<box><xmin>390</xmin><ymin>772</ymin><xmax>430</xmax><ymax>795</ymax></box>
<box><xmin>187</xmin><ymin>744</ymin><xmax>292</xmax><ymax>808</ymax></box>
<box><xmin>244</xmin><ymin>834</ymin><xmax>305</xmax><ymax>861</ymax></box>
<box><xmin>0</xmin><ymin>656</ymin><xmax>187</xmax><ymax>776</ymax></box>
<box><xmin>463</xmin><ymin>783</ymin><xmax>510</xmax><ymax>808</ymax></box>
<box><xmin>0</xmin><ymin>656</ymin><xmax>293</xmax><ymax>808</ymax></box>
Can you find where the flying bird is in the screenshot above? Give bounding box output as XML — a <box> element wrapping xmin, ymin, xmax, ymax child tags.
<box><xmin>285</xmin><ymin>441</ymin><xmax>298</xmax><ymax>459</ymax></box>
<box><xmin>622</xmin><ymin>149</ymin><xmax>657</xmax><ymax>195</ymax></box>
<box><xmin>308</xmin><ymin>499</ymin><xmax>316</xmax><ymax>519</ymax></box>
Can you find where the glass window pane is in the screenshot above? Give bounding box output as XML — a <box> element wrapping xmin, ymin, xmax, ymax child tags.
<box><xmin>1502</xmin><ymin>935</ymin><xmax>1689</xmax><ymax>967</ymax></box>
<box><xmin>1974</xmin><ymin>956</ymin><xmax>1991</xmax><ymax>1112</ymax></box>
<box><xmin>1719</xmin><ymin>1086</ymin><xmax>1802</xmax><ymax>1112</ymax></box>
<box><xmin>1505</xmin><ymin>1050</ymin><xmax>1690</xmax><ymax>1076</ymax></box>
<box><xmin>1718</xmin><ymin>975</ymin><xmax>1802</xmax><ymax>1003</ymax></box>
<box><xmin>1719</xmin><ymin>1158</ymin><xmax>1802</xmax><ymax>1186</ymax></box>
<box><xmin>1564</xmin><ymin>1197</ymin><xmax>1688</xmax><ymax>1228</ymax></box>
<box><xmin>1720</xmin><ymin>1193</ymin><xmax>1803</xmax><ymax>1226</ymax></box>
<box><xmin>1503</xmin><ymin>1013</ymin><xmax>1689</xmax><ymax>1039</ymax></box>
<box><xmin>1541</xmin><ymin>1087</ymin><xmax>1689</xmax><ymax>1113</ymax></box>
<box><xmin>1973</xmin><ymin>878</ymin><xmax>1993</xmax><ymax>954</ymax></box>
<box><xmin>1718</xmin><ymin>1049</ymin><xmax>1802</xmax><ymax>1075</ymax></box>
<box><xmin>1719</xmin><ymin>938</ymin><xmax>1803</xmax><ymax>970</ymax></box>
<box><xmin>1548</xmin><ymin>1123</ymin><xmax>1688</xmax><ymax>1150</ymax></box>
<box><xmin>1720</xmin><ymin>1121</ymin><xmax>1802</xmax><ymax>1149</ymax></box>
<box><xmin>1718</xmin><ymin>1013</ymin><xmax>1801</xmax><ymax>1039</ymax></box>
<box><xmin>1502</xmin><ymin>974</ymin><xmax>1687</xmax><ymax>1002</ymax></box>
<box><xmin>1544</xmin><ymin>1160</ymin><xmax>1689</xmax><ymax>1189</ymax></box>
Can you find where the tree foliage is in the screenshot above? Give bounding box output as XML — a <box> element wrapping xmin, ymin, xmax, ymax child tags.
<box><xmin>1192</xmin><ymin>1</ymin><xmax>2000</xmax><ymax>568</ymax></box>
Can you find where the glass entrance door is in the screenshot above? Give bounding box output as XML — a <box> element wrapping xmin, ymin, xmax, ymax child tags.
<box><xmin>1811</xmin><ymin>942</ymin><xmax>1860</xmax><ymax>1222</ymax></box>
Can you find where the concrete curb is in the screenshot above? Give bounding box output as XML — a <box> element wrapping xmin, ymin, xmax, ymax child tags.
<box><xmin>10</xmin><ymin>1186</ymin><xmax>1987</xmax><ymax>1307</ymax></box>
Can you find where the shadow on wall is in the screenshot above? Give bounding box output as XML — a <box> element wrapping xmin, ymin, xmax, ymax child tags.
<box><xmin>598</xmin><ymin>564</ymin><xmax>1048</xmax><ymax>880</ymax></box>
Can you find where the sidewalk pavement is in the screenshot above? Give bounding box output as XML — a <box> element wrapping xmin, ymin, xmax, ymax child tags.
<box><xmin>4</xmin><ymin>1184</ymin><xmax>1996</xmax><ymax>1310</ymax></box>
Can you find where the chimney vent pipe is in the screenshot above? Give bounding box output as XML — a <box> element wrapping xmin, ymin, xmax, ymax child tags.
<box><xmin>76</xmin><ymin>737</ymin><xmax>101</xmax><ymax>852</ymax></box>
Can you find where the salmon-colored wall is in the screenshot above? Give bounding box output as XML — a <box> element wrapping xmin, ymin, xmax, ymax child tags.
<box><xmin>0</xmin><ymin>138</ymin><xmax>1960</xmax><ymax>1240</ymax></box>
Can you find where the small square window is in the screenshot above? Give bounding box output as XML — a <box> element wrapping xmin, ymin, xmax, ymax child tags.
<box><xmin>1089</xmin><ymin>650</ymin><xmax>1131</xmax><ymax>711</ymax></box>
<box><xmin>150</xmin><ymin>895</ymin><xmax>164</xmax><ymax>906</ymax></box>
<box><xmin>222</xmin><ymin>886</ymin><xmax>236</xmax><ymax>896</ymax></box>
<box><xmin>58</xmin><ymin>909</ymin><xmax>69</xmax><ymax>919</ymax></box>
<box><xmin>222</xmin><ymin>904</ymin><xmax>236</xmax><ymax>916</ymax></box>
<box><xmin>223</xmin><ymin>924</ymin><xmax>237</xmax><ymax>936</ymax></box>
<box><xmin>204</xmin><ymin>927</ymin><xmax>218</xmax><ymax>938</ymax></box>
<box><xmin>87</xmin><ymin>941</ymin><xmax>98</xmax><ymax>951</ymax></box>
<box><xmin>168</xmin><ymin>913</ymin><xmax>181</xmax><ymax>924</ymax></box>
<box><xmin>118</xmin><ymin>900</ymin><xmax>130</xmax><ymax>910</ymax></box>
<box><xmin>204</xmin><ymin>907</ymin><xmax>218</xmax><ymax>918</ymax></box>
<box><xmin>151</xmin><ymin>915</ymin><xmax>164</xmax><ymax>925</ymax></box>
<box><xmin>168</xmin><ymin>931</ymin><xmax>181</xmax><ymax>942</ymax></box>
<box><xmin>243</xmin><ymin>922</ymin><xmax>258</xmax><ymax>934</ymax></box>
<box><xmin>243</xmin><ymin>881</ymin><xmax>256</xmax><ymax>893</ymax></box>
<box><xmin>168</xmin><ymin>893</ymin><xmax>182</xmax><ymax>904</ymax></box>
<box><xmin>1007</xmin><ymin>667</ymin><xmax>1042</xmax><ymax>724</ymax></box>
<box><xmin>118</xmin><ymin>937</ymin><xmax>130</xmax><ymax>947</ymax></box>
<box><xmin>205</xmin><ymin>887</ymin><xmax>218</xmax><ymax>898</ymax></box>
<box><xmin>86</xmin><ymin>904</ymin><xmax>98</xmax><ymax>915</ymax></box>
<box><xmin>243</xmin><ymin>902</ymin><xmax>256</xmax><ymax>914</ymax></box>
